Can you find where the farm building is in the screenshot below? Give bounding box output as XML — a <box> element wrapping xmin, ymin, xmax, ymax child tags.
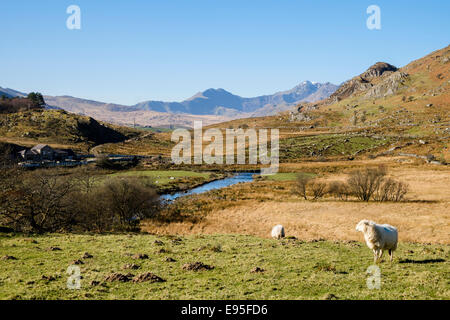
<box><xmin>18</xmin><ymin>144</ymin><xmax>75</xmax><ymax>162</ymax></box>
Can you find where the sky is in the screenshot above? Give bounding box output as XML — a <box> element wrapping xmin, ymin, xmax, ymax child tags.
<box><xmin>1</xmin><ymin>0</ymin><xmax>449</xmax><ymax>105</ymax></box>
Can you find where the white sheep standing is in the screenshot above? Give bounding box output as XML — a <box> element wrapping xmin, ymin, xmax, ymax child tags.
<box><xmin>271</xmin><ymin>225</ymin><xmax>285</xmax><ymax>239</ymax></box>
<box><xmin>356</xmin><ymin>220</ymin><xmax>398</xmax><ymax>263</ymax></box>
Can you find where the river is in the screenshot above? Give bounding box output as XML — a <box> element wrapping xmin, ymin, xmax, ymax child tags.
<box><xmin>161</xmin><ymin>172</ymin><xmax>255</xmax><ymax>202</ymax></box>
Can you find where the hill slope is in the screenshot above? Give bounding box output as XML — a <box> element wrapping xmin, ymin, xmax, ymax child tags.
<box><xmin>0</xmin><ymin>109</ymin><xmax>139</xmax><ymax>152</ymax></box>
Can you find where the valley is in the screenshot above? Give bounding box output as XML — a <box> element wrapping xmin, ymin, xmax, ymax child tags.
<box><xmin>1</xmin><ymin>44</ymin><xmax>449</xmax><ymax>300</ymax></box>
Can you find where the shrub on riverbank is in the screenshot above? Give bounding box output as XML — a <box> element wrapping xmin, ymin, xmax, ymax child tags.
<box><xmin>0</xmin><ymin>167</ymin><xmax>160</xmax><ymax>233</ymax></box>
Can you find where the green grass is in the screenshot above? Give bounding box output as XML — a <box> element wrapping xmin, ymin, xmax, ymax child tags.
<box><xmin>110</xmin><ymin>170</ymin><xmax>212</xmax><ymax>185</ymax></box>
<box><xmin>1</xmin><ymin>234</ymin><xmax>448</xmax><ymax>300</ymax></box>
<box><xmin>279</xmin><ymin>134</ymin><xmax>392</xmax><ymax>160</ymax></box>
<box><xmin>108</xmin><ymin>170</ymin><xmax>221</xmax><ymax>194</ymax></box>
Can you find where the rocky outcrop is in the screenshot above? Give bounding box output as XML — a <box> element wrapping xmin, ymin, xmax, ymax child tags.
<box><xmin>325</xmin><ymin>62</ymin><xmax>399</xmax><ymax>104</ymax></box>
<box><xmin>364</xmin><ymin>71</ymin><xmax>409</xmax><ymax>99</ymax></box>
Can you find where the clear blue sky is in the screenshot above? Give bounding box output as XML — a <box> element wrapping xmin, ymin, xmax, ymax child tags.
<box><xmin>1</xmin><ymin>0</ymin><xmax>449</xmax><ymax>105</ymax></box>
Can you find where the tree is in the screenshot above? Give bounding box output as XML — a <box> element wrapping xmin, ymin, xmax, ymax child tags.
<box><xmin>347</xmin><ymin>166</ymin><xmax>387</xmax><ymax>201</ymax></box>
<box><xmin>296</xmin><ymin>173</ymin><xmax>313</xmax><ymax>200</ymax></box>
<box><xmin>27</xmin><ymin>92</ymin><xmax>45</xmax><ymax>107</ymax></box>
<box><xmin>0</xmin><ymin>169</ymin><xmax>74</xmax><ymax>233</ymax></box>
<box><xmin>101</xmin><ymin>177</ymin><xmax>159</xmax><ymax>228</ymax></box>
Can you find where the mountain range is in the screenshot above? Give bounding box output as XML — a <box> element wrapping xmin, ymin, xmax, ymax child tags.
<box><xmin>133</xmin><ymin>81</ymin><xmax>337</xmax><ymax>115</ymax></box>
<box><xmin>1</xmin><ymin>82</ymin><xmax>338</xmax><ymax>127</ymax></box>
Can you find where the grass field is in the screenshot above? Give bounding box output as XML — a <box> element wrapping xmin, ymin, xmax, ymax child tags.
<box><xmin>108</xmin><ymin>170</ymin><xmax>223</xmax><ymax>194</ymax></box>
<box><xmin>0</xmin><ymin>233</ymin><xmax>448</xmax><ymax>300</ymax></box>
<box><xmin>110</xmin><ymin>170</ymin><xmax>213</xmax><ymax>185</ymax></box>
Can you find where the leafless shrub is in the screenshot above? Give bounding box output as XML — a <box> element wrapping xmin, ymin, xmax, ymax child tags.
<box><xmin>296</xmin><ymin>173</ymin><xmax>313</xmax><ymax>200</ymax></box>
<box><xmin>347</xmin><ymin>166</ymin><xmax>387</xmax><ymax>201</ymax></box>
<box><xmin>101</xmin><ymin>177</ymin><xmax>159</xmax><ymax>229</ymax></box>
<box><xmin>393</xmin><ymin>181</ymin><xmax>408</xmax><ymax>202</ymax></box>
<box><xmin>0</xmin><ymin>168</ymin><xmax>74</xmax><ymax>233</ymax></box>
<box><xmin>310</xmin><ymin>181</ymin><xmax>327</xmax><ymax>200</ymax></box>
<box><xmin>328</xmin><ymin>181</ymin><xmax>350</xmax><ymax>201</ymax></box>
<box><xmin>0</xmin><ymin>168</ymin><xmax>160</xmax><ymax>233</ymax></box>
<box><xmin>348</xmin><ymin>166</ymin><xmax>408</xmax><ymax>202</ymax></box>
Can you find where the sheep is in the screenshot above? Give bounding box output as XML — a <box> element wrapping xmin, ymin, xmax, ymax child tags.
<box><xmin>356</xmin><ymin>220</ymin><xmax>398</xmax><ymax>263</ymax></box>
<box><xmin>271</xmin><ymin>225</ymin><xmax>285</xmax><ymax>239</ymax></box>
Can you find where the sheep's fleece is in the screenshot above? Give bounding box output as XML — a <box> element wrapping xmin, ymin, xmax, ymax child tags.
<box><xmin>356</xmin><ymin>219</ymin><xmax>398</xmax><ymax>261</ymax></box>
<box><xmin>271</xmin><ymin>225</ymin><xmax>285</xmax><ymax>239</ymax></box>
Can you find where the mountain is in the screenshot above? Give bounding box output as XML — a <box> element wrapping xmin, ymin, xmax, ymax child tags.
<box><xmin>0</xmin><ymin>87</ymin><xmax>26</xmax><ymax>99</ymax></box>
<box><xmin>325</xmin><ymin>62</ymin><xmax>399</xmax><ymax>104</ymax></box>
<box><xmin>287</xmin><ymin>45</ymin><xmax>449</xmax><ymax>141</ymax></box>
<box><xmin>40</xmin><ymin>81</ymin><xmax>337</xmax><ymax>127</ymax></box>
<box><xmin>133</xmin><ymin>81</ymin><xmax>338</xmax><ymax>116</ymax></box>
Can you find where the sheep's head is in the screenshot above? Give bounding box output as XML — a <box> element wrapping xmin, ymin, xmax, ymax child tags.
<box><xmin>356</xmin><ymin>220</ymin><xmax>373</xmax><ymax>233</ymax></box>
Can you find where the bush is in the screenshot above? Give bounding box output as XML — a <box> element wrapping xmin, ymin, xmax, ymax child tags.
<box><xmin>0</xmin><ymin>168</ymin><xmax>160</xmax><ymax>233</ymax></box>
<box><xmin>296</xmin><ymin>173</ymin><xmax>313</xmax><ymax>200</ymax></box>
<box><xmin>0</xmin><ymin>168</ymin><xmax>75</xmax><ymax>233</ymax></box>
<box><xmin>374</xmin><ymin>178</ymin><xmax>408</xmax><ymax>202</ymax></box>
<box><xmin>328</xmin><ymin>181</ymin><xmax>350</xmax><ymax>201</ymax></box>
<box><xmin>310</xmin><ymin>181</ymin><xmax>327</xmax><ymax>200</ymax></box>
<box><xmin>347</xmin><ymin>166</ymin><xmax>408</xmax><ymax>202</ymax></box>
<box><xmin>347</xmin><ymin>166</ymin><xmax>387</xmax><ymax>201</ymax></box>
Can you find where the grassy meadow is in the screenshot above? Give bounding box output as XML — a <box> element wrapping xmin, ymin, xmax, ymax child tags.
<box><xmin>1</xmin><ymin>233</ymin><xmax>448</xmax><ymax>300</ymax></box>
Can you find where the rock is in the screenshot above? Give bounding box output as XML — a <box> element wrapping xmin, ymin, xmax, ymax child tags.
<box><xmin>82</xmin><ymin>252</ymin><xmax>93</xmax><ymax>259</ymax></box>
<box><xmin>182</xmin><ymin>262</ymin><xmax>214</xmax><ymax>271</ymax></box>
<box><xmin>426</xmin><ymin>104</ymin><xmax>433</xmax><ymax>107</ymax></box>
<box><xmin>90</xmin><ymin>281</ymin><xmax>100</xmax><ymax>286</ymax></box>
<box><xmin>132</xmin><ymin>272</ymin><xmax>166</xmax><ymax>283</ymax></box>
<box><xmin>154</xmin><ymin>240</ymin><xmax>164</xmax><ymax>246</ymax></box>
<box><xmin>48</xmin><ymin>247</ymin><xmax>62</xmax><ymax>251</ymax></box>
<box><xmin>71</xmin><ymin>259</ymin><xmax>84</xmax><ymax>265</ymax></box>
<box><xmin>165</xmin><ymin>257</ymin><xmax>176</xmax><ymax>262</ymax></box>
<box><xmin>364</xmin><ymin>71</ymin><xmax>408</xmax><ymax>99</ymax></box>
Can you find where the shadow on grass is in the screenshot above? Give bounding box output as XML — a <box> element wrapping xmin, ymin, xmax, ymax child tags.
<box><xmin>399</xmin><ymin>258</ymin><xmax>445</xmax><ymax>264</ymax></box>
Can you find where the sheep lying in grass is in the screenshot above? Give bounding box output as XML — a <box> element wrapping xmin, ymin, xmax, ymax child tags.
<box><xmin>271</xmin><ymin>225</ymin><xmax>285</xmax><ymax>239</ymax></box>
<box><xmin>356</xmin><ymin>220</ymin><xmax>398</xmax><ymax>263</ymax></box>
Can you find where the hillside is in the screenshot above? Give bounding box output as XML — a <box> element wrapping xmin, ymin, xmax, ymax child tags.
<box><xmin>0</xmin><ymin>109</ymin><xmax>140</xmax><ymax>152</ymax></box>
<box><xmin>1</xmin><ymin>233</ymin><xmax>448</xmax><ymax>299</ymax></box>
<box><xmin>0</xmin><ymin>87</ymin><xmax>26</xmax><ymax>99</ymax></box>
<box><xmin>202</xmin><ymin>45</ymin><xmax>449</xmax><ymax>163</ymax></box>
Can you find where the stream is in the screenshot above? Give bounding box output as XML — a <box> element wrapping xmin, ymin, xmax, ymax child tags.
<box><xmin>161</xmin><ymin>172</ymin><xmax>255</xmax><ymax>202</ymax></box>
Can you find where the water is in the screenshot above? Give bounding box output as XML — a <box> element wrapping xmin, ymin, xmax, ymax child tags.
<box><xmin>161</xmin><ymin>172</ymin><xmax>255</xmax><ymax>202</ymax></box>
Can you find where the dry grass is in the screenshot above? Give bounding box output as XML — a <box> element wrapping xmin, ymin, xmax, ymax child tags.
<box><xmin>143</xmin><ymin>165</ymin><xmax>450</xmax><ymax>244</ymax></box>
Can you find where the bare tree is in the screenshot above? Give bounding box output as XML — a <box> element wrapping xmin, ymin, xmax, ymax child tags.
<box><xmin>296</xmin><ymin>173</ymin><xmax>313</xmax><ymax>200</ymax></box>
<box><xmin>347</xmin><ymin>166</ymin><xmax>387</xmax><ymax>201</ymax></box>
<box><xmin>100</xmin><ymin>177</ymin><xmax>160</xmax><ymax>230</ymax></box>
<box><xmin>310</xmin><ymin>181</ymin><xmax>327</xmax><ymax>200</ymax></box>
<box><xmin>328</xmin><ymin>181</ymin><xmax>350</xmax><ymax>201</ymax></box>
<box><xmin>0</xmin><ymin>169</ymin><xmax>74</xmax><ymax>233</ymax></box>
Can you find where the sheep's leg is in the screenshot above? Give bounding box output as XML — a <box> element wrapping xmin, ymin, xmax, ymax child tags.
<box><xmin>378</xmin><ymin>250</ymin><xmax>384</xmax><ymax>262</ymax></box>
<box><xmin>389</xmin><ymin>250</ymin><xmax>394</xmax><ymax>262</ymax></box>
<box><xmin>373</xmin><ymin>249</ymin><xmax>378</xmax><ymax>264</ymax></box>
